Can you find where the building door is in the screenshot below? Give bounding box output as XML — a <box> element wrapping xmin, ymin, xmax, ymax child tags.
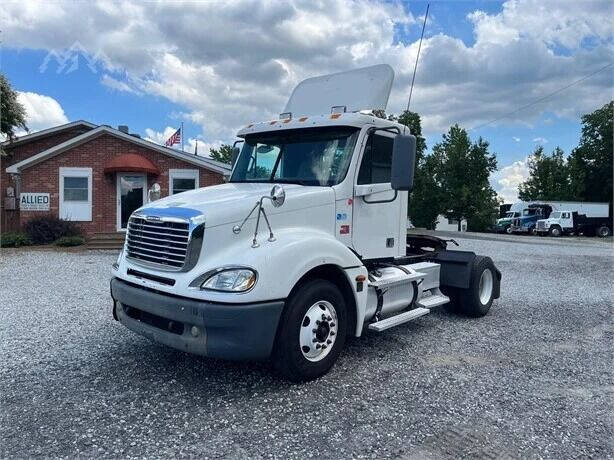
<box><xmin>59</xmin><ymin>167</ymin><xmax>92</xmax><ymax>221</ymax></box>
<box><xmin>117</xmin><ymin>174</ymin><xmax>146</xmax><ymax>231</ymax></box>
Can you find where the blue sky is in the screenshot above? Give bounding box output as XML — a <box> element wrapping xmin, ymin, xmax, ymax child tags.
<box><xmin>2</xmin><ymin>0</ymin><xmax>612</xmax><ymax>201</ymax></box>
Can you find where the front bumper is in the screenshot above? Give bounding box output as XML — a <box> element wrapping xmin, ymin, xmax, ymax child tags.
<box><xmin>110</xmin><ymin>277</ymin><xmax>284</xmax><ymax>360</ymax></box>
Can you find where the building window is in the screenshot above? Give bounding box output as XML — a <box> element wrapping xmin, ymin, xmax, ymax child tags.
<box><xmin>448</xmin><ymin>218</ymin><xmax>458</xmax><ymax>225</ymax></box>
<box><xmin>169</xmin><ymin>169</ymin><xmax>199</xmax><ymax>195</ymax></box>
<box><xmin>357</xmin><ymin>134</ymin><xmax>394</xmax><ymax>185</ymax></box>
<box><xmin>63</xmin><ymin>177</ymin><xmax>89</xmax><ymax>201</ymax></box>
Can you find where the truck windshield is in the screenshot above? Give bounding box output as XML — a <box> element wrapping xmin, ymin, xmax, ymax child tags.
<box><xmin>550</xmin><ymin>212</ymin><xmax>561</xmax><ymax>219</ymax></box>
<box><xmin>230</xmin><ymin>127</ymin><xmax>359</xmax><ymax>186</ymax></box>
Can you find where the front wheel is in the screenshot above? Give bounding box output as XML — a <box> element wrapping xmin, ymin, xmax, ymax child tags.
<box><xmin>549</xmin><ymin>226</ymin><xmax>562</xmax><ymax>237</ymax></box>
<box><xmin>505</xmin><ymin>226</ymin><xmax>512</xmax><ymax>235</ymax></box>
<box><xmin>273</xmin><ymin>280</ymin><xmax>347</xmax><ymax>382</ymax></box>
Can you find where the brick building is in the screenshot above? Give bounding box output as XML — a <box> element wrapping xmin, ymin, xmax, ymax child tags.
<box><xmin>1</xmin><ymin>121</ymin><xmax>230</xmax><ymax>238</ymax></box>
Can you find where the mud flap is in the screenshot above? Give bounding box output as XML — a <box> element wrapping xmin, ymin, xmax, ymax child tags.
<box><xmin>427</xmin><ymin>250</ymin><xmax>501</xmax><ymax>299</ymax></box>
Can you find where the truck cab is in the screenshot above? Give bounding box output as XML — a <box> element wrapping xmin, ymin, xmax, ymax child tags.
<box><xmin>494</xmin><ymin>211</ymin><xmax>520</xmax><ymax>234</ymax></box>
<box><xmin>110</xmin><ymin>65</ymin><xmax>501</xmax><ymax>381</ymax></box>
<box><xmin>535</xmin><ymin>211</ymin><xmax>574</xmax><ymax>236</ymax></box>
<box><xmin>510</xmin><ymin>204</ymin><xmax>551</xmax><ymax>235</ymax></box>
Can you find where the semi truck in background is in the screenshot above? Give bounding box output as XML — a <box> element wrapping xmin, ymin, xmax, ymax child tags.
<box><xmin>109</xmin><ymin>65</ymin><xmax>502</xmax><ymax>382</ymax></box>
<box><xmin>494</xmin><ymin>201</ymin><xmax>528</xmax><ymax>234</ymax></box>
<box><xmin>535</xmin><ymin>203</ymin><xmax>611</xmax><ymax>237</ymax></box>
<box><xmin>511</xmin><ymin>201</ymin><xmax>610</xmax><ymax>236</ymax></box>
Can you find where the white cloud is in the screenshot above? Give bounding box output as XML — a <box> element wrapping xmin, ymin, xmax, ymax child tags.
<box><xmin>512</xmin><ymin>136</ymin><xmax>520</xmax><ymax>142</ymax></box>
<box><xmin>16</xmin><ymin>91</ymin><xmax>69</xmax><ymax>133</ymax></box>
<box><xmin>532</xmin><ymin>137</ymin><xmax>548</xmax><ymax>143</ymax></box>
<box><xmin>491</xmin><ymin>157</ymin><xmax>530</xmax><ymax>203</ymax></box>
<box><xmin>101</xmin><ymin>75</ymin><xmax>141</xmax><ymax>95</ymax></box>
<box><xmin>2</xmin><ymin>0</ymin><xmax>612</xmax><ymax>141</ymax></box>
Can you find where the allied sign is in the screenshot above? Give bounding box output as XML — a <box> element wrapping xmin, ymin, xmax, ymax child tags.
<box><xmin>20</xmin><ymin>193</ymin><xmax>50</xmax><ymax>211</ymax></box>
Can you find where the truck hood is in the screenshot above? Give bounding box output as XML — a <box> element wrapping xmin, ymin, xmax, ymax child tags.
<box><xmin>138</xmin><ymin>182</ymin><xmax>335</xmax><ymax>228</ymax></box>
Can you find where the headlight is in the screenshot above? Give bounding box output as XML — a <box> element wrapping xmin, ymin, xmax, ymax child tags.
<box><xmin>192</xmin><ymin>267</ymin><xmax>257</xmax><ymax>292</ymax></box>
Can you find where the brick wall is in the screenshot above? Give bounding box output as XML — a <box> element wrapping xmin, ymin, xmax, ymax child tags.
<box><xmin>1</xmin><ymin>126</ymin><xmax>93</xmax><ymax>233</ymax></box>
<box><xmin>16</xmin><ymin>133</ymin><xmax>224</xmax><ymax>236</ymax></box>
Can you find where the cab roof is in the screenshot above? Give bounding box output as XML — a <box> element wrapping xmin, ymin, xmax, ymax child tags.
<box><xmin>236</xmin><ymin>112</ymin><xmax>408</xmax><ymax>138</ymax></box>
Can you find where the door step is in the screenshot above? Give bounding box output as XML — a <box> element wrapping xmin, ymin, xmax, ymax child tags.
<box><xmin>368</xmin><ymin>307</ymin><xmax>429</xmax><ymax>332</ymax></box>
<box><xmin>416</xmin><ymin>293</ymin><xmax>450</xmax><ymax>309</ymax></box>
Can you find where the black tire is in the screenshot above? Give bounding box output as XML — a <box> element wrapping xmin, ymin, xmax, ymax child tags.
<box><xmin>597</xmin><ymin>226</ymin><xmax>611</xmax><ymax>238</ymax></box>
<box><xmin>549</xmin><ymin>226</ymin><xmax>562</xmax><ymax>237</ymax></box>
<box><xmin>457</xmin><ymin>256</ymin><xmax>496</xmax><ymax>317</ymax></box>
<box><xmin>273</xmin><ymin>280</ymin><xmax>347</xmax><ymax>382</ymax></box>
<box><xmin>528</xmin><ymin>225</ymin><xmax>537</xmax><ymax>236</ymax></box>
<box><xmin>505</xmin><ymin>226</ymin><xmax>512</xmax><ymax>235</ymax></box>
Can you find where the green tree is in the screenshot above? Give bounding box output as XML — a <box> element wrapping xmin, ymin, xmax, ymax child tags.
<box><xmin>431</xmin><ymin>125</ymin><xmax>498</xmax><ymax>231</ymax></box>
<box><xmin>517</xmin><ymin>146</ymin><xmax>572</xmax><ymax>201</ymax></box>
<box><xmin>567</xmin><ymin>101</ymin><xmax>613</xmax><ymax>207</ymax></box>
<box><xmin>209</xmin><ymin>144</ymin><xmax>233</xmax><ymax>164</ymax></box>
<box><xmin>1</xmin><ymin>73</ymin><xmax>28</xmax><ymax>154</ymax></box>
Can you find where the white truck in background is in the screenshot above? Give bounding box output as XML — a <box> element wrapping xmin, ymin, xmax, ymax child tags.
<box><xmin>110</xmin><ymin>65</ymin><xmax>501</xmax><ymax>381</ymax></box>
<box><xmin>535</xmin><ymin>202</ymin><xmax>611</xmax><ymax>237</ymax></box>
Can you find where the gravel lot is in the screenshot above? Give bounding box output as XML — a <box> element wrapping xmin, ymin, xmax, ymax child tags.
<box><xmin>1</xmin><ymin>234</ymin><xmax>613</xmax><ymax>459</ymax></box>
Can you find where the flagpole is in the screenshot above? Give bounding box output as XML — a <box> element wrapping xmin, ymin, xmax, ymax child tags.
<box><xmin>181</xmin><ymin>122</ymin><xmax>184</xmax><ymax>152</ymax></box>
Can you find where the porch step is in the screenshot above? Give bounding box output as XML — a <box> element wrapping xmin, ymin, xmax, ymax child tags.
<box><xmin>368</xmin><ymin>307</ymin><xmax>429</xmax><ymax>332</ymax></box>
<box><xmin>87</xmin><ymin>232</ymin><xmax>125</xmax><ymax>250</ymax></box>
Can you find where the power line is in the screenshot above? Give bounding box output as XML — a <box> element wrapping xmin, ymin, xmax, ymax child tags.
<box><xmin>470</xmin><ymin>62</ymin><xmax>613</xmax><ymax>131</ymax></box>
<box><xmin>407</xmin><ymin>3</ymin><xmax>429</xmax><ymax>112</ymax></box>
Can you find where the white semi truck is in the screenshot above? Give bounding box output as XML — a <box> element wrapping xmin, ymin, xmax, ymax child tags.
<box><xmin>110</xmin><ymin>65</ymin><xmax>501</xmax><ymax>381</ymax></box>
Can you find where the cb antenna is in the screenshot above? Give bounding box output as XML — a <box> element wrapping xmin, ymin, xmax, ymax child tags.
<box><xmin>407</xmin><ymin>3</ymin><xmax>429</xmax><ymax>112</ymax></box>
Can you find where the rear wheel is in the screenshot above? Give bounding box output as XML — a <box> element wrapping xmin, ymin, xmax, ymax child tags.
<box><xmin>458</xmin><ymin>256</ymin><xmax>496</xmax><ymax>317</ymax></box>
<box><xmin>273</xmin><ymin>280</ymin><xmax>347</xmax><ymax>382</ymax></box>
<box><xmin>597</xmin><ymin>226</ymin><xmax>611</xmax><ymax>237</ymax></box>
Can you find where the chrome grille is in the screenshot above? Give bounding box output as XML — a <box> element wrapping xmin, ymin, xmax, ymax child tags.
<box><xmin>537</xmin><ymin>221</ymin><xmax>546</xmax><ymax>229</ymax></box>
<box><xmin>126</xmin><ymin>216</ymin><xmax>190</xmax><ymax>269</ymax></box>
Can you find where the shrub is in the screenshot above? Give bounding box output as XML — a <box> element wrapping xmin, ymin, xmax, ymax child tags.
<box><xmin>1</xmin><ymin>232</ymin><xmax>31</xmax><ymax>248</ymax></box>
<box><xmin>54</xmin><ymin>235</ymin><xmax>85</xmax><ymax>247</ymax></box>
<box><xmin>24</xmin><ymin>216</ymin><xmax>81</xmax><ymax>245</ymax></box>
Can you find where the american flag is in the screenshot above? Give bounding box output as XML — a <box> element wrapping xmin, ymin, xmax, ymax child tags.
<box><xmin>165</xmin><ymin>128</ymin><xmax>181</xmax><ymax>147</ymax></box>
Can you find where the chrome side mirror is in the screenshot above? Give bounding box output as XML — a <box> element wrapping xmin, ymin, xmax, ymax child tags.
<box><xmin>270</xmin><ymin>184</ymin><xmax>285</xmax><ymax>207</ymax></box>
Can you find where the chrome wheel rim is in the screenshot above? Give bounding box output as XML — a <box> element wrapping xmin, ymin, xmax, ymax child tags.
<box><xmin>300</xmin><ymin>301</ymin><xmax>338</xmax><ymax>362</ymax></box>
<box><xmin>505</xmin><ymin>226</ymin><xmax>512</xmax><ymax>234</ymax></box>
<box><xmin>479</xmin><ymin>269</ymin><xmax>494</xmax><ymax>305</ymax></box>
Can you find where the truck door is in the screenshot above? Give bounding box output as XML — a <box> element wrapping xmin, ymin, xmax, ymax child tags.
<box><xmin>351</xmin><ymin>131</ymin><xmax>404</xmax><ymax>260</ymax></box>
<box><xmin>560</xmin><ymin>211</ymin><xmax>573</xmax><ymax>230</ymax></box>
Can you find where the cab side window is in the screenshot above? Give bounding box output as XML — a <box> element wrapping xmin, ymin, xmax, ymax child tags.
<box><xmin>357</xmin><ymin>134</ymin><xmax>393</xmax><ymax>184</ymax></box>
<box><xmin>562</xmin><ymin>212</ymin><xmax>570</xmax><ymax>219</ymax></box>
